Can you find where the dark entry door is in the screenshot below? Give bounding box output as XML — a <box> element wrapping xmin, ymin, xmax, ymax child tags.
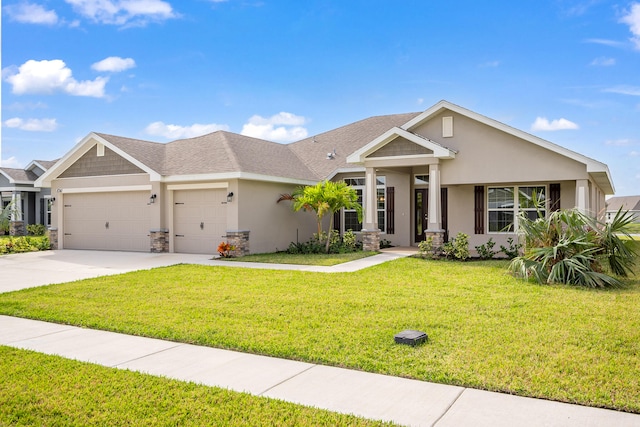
<box><xmin>414</xmin><ymin>188</ymin><xmax>448</xmax><ymax>243</ymax></box>
<box><xmin>414</xmin><ymin>189</ymin><xmax>428</xmax><ymax>242</ymax></box>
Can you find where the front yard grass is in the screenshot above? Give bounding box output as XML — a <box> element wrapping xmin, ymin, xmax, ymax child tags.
<box><xmin>221</xmin><ymin>251</ymin><xmax>377</xmax><ymax>266</ymax></box>
<box><xmin>1</xmin><ymin>242</ymin><xmax>639</xmax><ymax>413</ymax></box>
<box><xmin>0</xmin><ymin>346</ymin><xmax>391</xmax><ymax>426</ymax></box>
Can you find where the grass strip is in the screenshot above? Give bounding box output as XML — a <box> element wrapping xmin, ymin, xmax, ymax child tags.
<box><xmin>0</xmin><ymin>346</ymin><xmax>393</xmax><ymax>426</ymax></box>
<box><xmin>220</xmin><ymin>251</ymin><xmax>377</xmax><ymax>266</ymax></box>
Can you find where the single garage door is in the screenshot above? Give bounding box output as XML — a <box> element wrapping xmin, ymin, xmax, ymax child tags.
<box><xmin>174</xmin><ymin>189</ymin><xmax>227</xmax><ymax>254</ymax></box>
<box><xmin>63</xmin><ymin>191</ymin><xmax>151</xmax><ymax>251</ymax></box>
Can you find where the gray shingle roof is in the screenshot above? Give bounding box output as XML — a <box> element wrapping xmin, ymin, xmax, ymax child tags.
<box><xmin>94</xmin><ymin>113</ymin><xmax>421</xmax><ymax>181</ymax></box>
<box><xmin>0</xmin><ymin>167</ymin><xmax>38</xmax><ymax>183</ymax></box>
<box><xmin>606</xmin><ymin>196</ymin><xmax>640</xmax><ymax>212</ymax></box>
<box><xmin>289</xmin><ymin>112</ymin><xmax>422</xmax><ymax>179</ymax></box>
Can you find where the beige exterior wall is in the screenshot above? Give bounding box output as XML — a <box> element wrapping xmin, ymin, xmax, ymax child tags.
<box><xmin>411</xmin><ymin>112</ymin><xmax>589</xmax><ymax>185</ymax></box>
<box><xmin>236</xmin><ymin>179</ymin><xmax>318</xmax><ymax>254</ymax></box>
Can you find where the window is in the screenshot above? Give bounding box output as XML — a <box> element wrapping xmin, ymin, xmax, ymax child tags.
<box><xmin>488</xmin><ymin>186</ymin><xmax>545</xmax><ymax>232</ymax></box>
<box><xmin>344</xmin><ymin>177</ymin><xmax>386</xmax><ymax>232</ymax></box>
<box><xmin>45</xmin><ymin>197</ymin><xmax>53</xmax><ymax>227</ymax></box>
<box><xmin>414</xmin><ymin>175</ymin><xmax>429</xmax><ymax>185</ymax></box>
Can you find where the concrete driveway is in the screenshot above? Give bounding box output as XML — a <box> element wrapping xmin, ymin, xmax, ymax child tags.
<box><xmin>0</xmin><ymin>250</ymin><xmax>216</xmax><ymax>293</ymax></box>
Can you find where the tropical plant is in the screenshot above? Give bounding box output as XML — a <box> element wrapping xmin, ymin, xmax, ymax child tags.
<box><xmin>27</xmin><ymin>223</ymin><xmax>47</xmax><ymax>236</ymax></box>
<box><xmin>278</xmin><ymin>181</ymin><xmax>363</xmax><ymax>253</ymax></box>
<box><xmin>217</xmin><ymin>241</ymin><xmax>235</xmax><ymax>258</ymax></box>
<box><xmin>0</xmin><ymin>202</ymin><xmax>14</xmax><ymax>234</ymax></box>
<box><xmin>509</xmin><ymin>207</ymin><xmax>637</xmax><ymax>287</ymax></box>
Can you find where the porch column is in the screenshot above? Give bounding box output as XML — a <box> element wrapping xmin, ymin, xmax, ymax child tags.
<box><xmin>9</xmin><ymin>192</ymin><xmax>25</xmax><ymax>236</ymax></box>
<box><xmin>362</xmin><ymin>167</ymin><xmax>380</xmax><ymax>251</ymax></box>
<box><xmin>427</xmin><ymin>163</ymin><xmax>442</xmax><ymax>231</ymax></box>
<box><xmin>575</xmin><ymin>179</ymin><xmax>590</xmax><ymax>215</ymax></box>
<box><xmin>363</xmin><ymin>167</ymin><xmax>378</xmax><ymax>230</ymax></box>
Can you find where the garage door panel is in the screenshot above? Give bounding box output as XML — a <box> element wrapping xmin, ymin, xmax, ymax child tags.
<box><xmin>174</xmin><ymin>189</ymin><xmax>227</xmax><ymax>254</ymax></box>
<box><xmin>63</xmin><ymin>192</ymin><xmax>150</xmax><ymax>252</ymax></box>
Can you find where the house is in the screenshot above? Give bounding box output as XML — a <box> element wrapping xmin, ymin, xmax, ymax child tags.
<box><xmin>606</xmin><ymin>196</ymin><xmax>640</xmax><ymax>223</ymax></box>
<box><xmin>1</xmin><ymin>160</ymin><xmax>57</xmax><ymax>235</ymax></box>
<box><xmin>35</xmin><ymin>100</ymin><xmax>614</xmax><ymax>254</ymax></box>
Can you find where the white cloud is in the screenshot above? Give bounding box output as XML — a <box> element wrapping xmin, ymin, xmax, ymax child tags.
<box><xmin>0</xmin><ymin>156</ymin><xmax>22</xmax><ymax>168</ymax></box>
<box><xmin>531</xmin><ymin>117</ymin><xmax>579</xmax><ymax>131</ymax></box>
<box><xmin>605</xmin><ymin>138</ymin><xmax>633</xmax><ymax>146</ymax></box>
<box><xmin>4</xmin><ymin>117</ymin><xmax>58</xmax><ymax>132</ymax></box>
<box><xmin>3</xmin><ymin>59</ymin><xmax>108</xmax><ymax>98</ymax></box>
<box><xmin>479</xmin><ymin>60</ymin><xmax>500</xmax><ymax>68</ymax></box>
<box><xmin>91</xmin><ymin>57</ymin><xmax>136</xmax><ymax>72</ymax></box>
<box><xmin>630</xmin><ymin>151</ymin><xmax>640</xmax><ymax>157</ymax></box>
<box><xmin>65</xmin><ymin>0</ymin><xmax>177</xmax><ymax>26</ymax></box>
<box><xmin>241</xmin><ymin>112</ymin><xmax>308</xmax><ymax>142</ymax></box>
<box><xmin>590</xmin><ymin>57</ymin><xmax>616</xmax><ymax>66</ymax></box>
<box><xmin>621</xmin><ymin>3</ymin><xmax>640</xmax><ymax>50</ymax></box>
<box><xmin>604</xmin><ymin>85</ymin><xmax>640</xmax><ymax>96</ymax></box>
<box><xmin>584</xmin><ymin>38</ymin><xmax>625</xmax><ymax>48</ymax></box>
<box><xmin>144</xmin><ymin>121</ymin><xmax>230</xmax><ymax>139</ymax></box>
<box><xmin>4</xmin><ymin>2</ymin><xmax>58</xmax><ymax>24</ymax></box>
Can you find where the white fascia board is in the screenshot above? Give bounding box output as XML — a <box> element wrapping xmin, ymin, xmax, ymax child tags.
<box><xmin>0</xmin><ymin>187</ymin><xmax>41</xmax><ymax>192</ymax></box>
<box><xmin>0</xmin><ymin>170</ymin><xmax>15</xmax><ymax>184</ymax></box>
<box><xmin>25</xmin><ymin>160</ymin><xmax>47</xmax><ymax>173</ymax></box>
<box><xmin>162</xmin><ymin>171</ymin><xmax>317</xmax><ymax>186</ymax></box>
<box><xmin>35</xmin><ymin>133</ymin><xmax>161</xmax><ymax>188</ymax></box>
<box><xmin>58</xmin><ymin>185</ymin><xmax>152</xmax><ymax>194</ymax></box>
<box><xmin>325</xmin><ymin>167</ymin><xmax>366</xmax><ymax>181</ymax></box>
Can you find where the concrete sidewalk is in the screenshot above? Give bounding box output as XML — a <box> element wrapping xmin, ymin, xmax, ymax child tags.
<box><xmin>2</xmin><ymin>315</ymin><xmax>639</xmax><ymax>427</ymax></box>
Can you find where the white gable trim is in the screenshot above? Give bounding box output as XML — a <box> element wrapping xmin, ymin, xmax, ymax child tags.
<box><xmin>402</xmin><ymin>100</ymin><xmax>614</xmax><ymax>193</ymax></box>
<box><xmin>35</xmin><ymin>132</ymin><xmax>161</xmax><ymax>188</ymax></box>
<box><xmin>346</xmin><ymin>127</ymin><xmax>456</xmax><ymax>164</ymax></box>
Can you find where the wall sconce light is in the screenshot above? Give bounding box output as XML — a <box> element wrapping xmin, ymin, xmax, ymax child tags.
<box><xmin>227</xmin><ymin>192</ymin><xmax>234</xmax><ymax>203</ymax></box>
<box><xmin>50</xmin><ymin>197</ymin><xmax>56</xmax><ymax>205</ymax></box>
<box><xmin>149</xmin><ymin>194</ymin><xmax>157</xmax><ymax>204</ymax></box>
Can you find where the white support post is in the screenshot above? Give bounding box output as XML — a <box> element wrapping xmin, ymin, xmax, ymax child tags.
<box><xmin>427</xmin><ymin>163</ymin><xmax>441</xmax><ymax>231</ymax></box>
<box><xmin>363</xmin><ymin>167</ymin><xmax>378</xmax><ymax>230</ymax></box>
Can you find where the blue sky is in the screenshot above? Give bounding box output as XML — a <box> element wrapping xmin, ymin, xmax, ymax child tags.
<box><xmin>2</xmin><ymin>0</ymin><xmax>639</xmax><ymax>195</ymax></box>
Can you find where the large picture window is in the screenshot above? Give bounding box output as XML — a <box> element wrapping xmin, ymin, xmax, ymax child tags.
<box><xmin>488</xmin><ymin>186</ymin><xmax>546</xmax><ymax>232</ymax></box>
<box><xmin>344</xmin><ymin>177</ymin><xmax>386</xmax><ymax>232</ymax></box>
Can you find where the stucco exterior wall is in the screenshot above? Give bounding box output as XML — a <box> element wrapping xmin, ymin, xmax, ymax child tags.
<box><xmin>237</xmin><ymin>179</ymin><xmax>318</xmax><ymax>254</ymax></box>
<box><xmin>412</xmin><ymin>112</ymin><xmax>589</xmax><ymax>185</ymax></box>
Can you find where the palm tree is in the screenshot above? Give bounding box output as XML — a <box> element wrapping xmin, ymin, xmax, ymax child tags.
<box><xmin>278</xmin><ymin>180</ymin><xmax>363</xmax><ymax>253</ymax></box>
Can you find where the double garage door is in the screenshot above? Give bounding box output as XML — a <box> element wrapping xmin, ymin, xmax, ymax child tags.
<box><xmin>63</xmin><ymin>189</ymin><xmax>227</xmax><ymax>254</ymax></box>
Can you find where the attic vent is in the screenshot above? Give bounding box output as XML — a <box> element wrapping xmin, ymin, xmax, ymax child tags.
<box><xmin>442</xmin><ymin>116</ymin><xmax>453</xmax><ymax>138</ymax></box>
<box><xmin>97</xmin><ymin>143</ymin><xmax>105</xmax><ymax>157</ymax></box>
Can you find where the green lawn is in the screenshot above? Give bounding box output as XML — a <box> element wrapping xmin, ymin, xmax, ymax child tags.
<box><xmin>222</xmin><ymin>251</ymin><xmax>377</xmax><ymax>265</ymax></box>
<box><xmin>0</xmin><ymin>346</ymin><xmax>392</xmax><ymax>426</ymax></box>
<box><xmin>624</xmin><ymin>222</ymin><xmax>640</xmax><ymax>234</ymax></box>
<box><xmin>1</xmin><ymin>244</ymin><xmax>639</xmax><ymax>414</ymax></box>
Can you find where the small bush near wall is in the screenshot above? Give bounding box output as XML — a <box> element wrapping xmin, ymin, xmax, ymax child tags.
<box><xmin>27</xmin><ymin>224</ymin><xmax>47</xmax><ymax>236</ymax></box>
<box><xmin>287</xmin><ymin>230</ymin><xmax>362</xmax><ymax>254</ymax></box>
<box><xmin>0</xmin><ymin>236</ymin><xmax>50</xmax><ymax>255</ymax></box>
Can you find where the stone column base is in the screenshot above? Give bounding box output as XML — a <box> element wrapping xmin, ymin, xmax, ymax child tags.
<box><xmin>48</xmin><ymin>227</ymin><xmax>59</xmax><ymax>249</ymax></box>
<box><xmin>226</xmin><ymin>230</ymin><xmax>250</xmax><ymax>257</ymax></box>
<box><xmin>362</xmin><ymin>229</ymin><xmax>380</xmax><ymax>252</ymax></box>
<box><xmin>150</xmin><ymin>229</ymin><xmax>169</xmax><ymax>253</ymax></box>
<box><xmin>9</xmin><ymin>221</ymin><xmax>25</xmax><ymax>237</ymax></box>
<box><xmin>424</xmin><ymin>231</ymin><xmax>445</xmax><ymax>249</ymax></box>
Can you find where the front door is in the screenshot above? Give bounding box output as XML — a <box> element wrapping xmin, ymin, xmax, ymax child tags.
<box><xmin>414</xmin><ymin>189</ymin><xmax>428</xmax><ymax>242</ymax></box>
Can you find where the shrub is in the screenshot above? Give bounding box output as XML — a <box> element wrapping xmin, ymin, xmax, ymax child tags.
<box><xmin>475</xmin><ymin>238</ymin><xmax>497</xmax><ymax>260</ymax></box>
<box><xmin>27</xmin><ymin>224</ymin><xmax>47</xmax><ymax>236</ymax></box>
<box><xmin>217</xmin><ymin>242</ymin><xmax>235</xmax><ymax>258</ymax></box>
<box><xmin>418</xmin><ymin>236</ymin><xmax>438</xmax><ymax>259</ymax></box>
<box><xmin>452</xmin><ymin>232</ymin><xmax>470</xmax><ymax>261</ymax></box>
<box><xmin>0</xmin><ymin>236</ymin><xmax>49</xmax><ymax>255</ymax></box>
<box><xmin>286</xmin><ymin>230</ymin><xmax>361</xmax><ymax>254</ymax></box>
<box><xmin>380</xmin><ymin>239</ymin><xmax>393</xmax><ymax>249</ymax></box>
<box><xmin>500</xmin><ymin>237</ymin><xmax>522</xmax><ymax>259</ymax></box>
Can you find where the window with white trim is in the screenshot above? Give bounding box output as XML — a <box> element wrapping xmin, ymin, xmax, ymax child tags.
<box><xmin>488</xmin><ymin>186</ymin><xmax>546</xmax><ymax>232</ymax></box>
<box><xmin>344</xmin><ymin>177</ymin><xmax>386</xmax><ymax>232</ymax></box>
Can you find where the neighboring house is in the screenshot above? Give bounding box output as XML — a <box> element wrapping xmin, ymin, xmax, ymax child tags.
<box><xmin>35</xmin><ymin>100</ymin><xmax>614</xmax><ymax>254</ymax></box>
<box><xmin>1</xmin><ymin>160</ymin><xmax>57</xmax><ymax>235</ymax></box>
<box><xmin>606</xmin><ymin>196</ymin><xmax>640</xmax><ymax>223</ymax></box>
